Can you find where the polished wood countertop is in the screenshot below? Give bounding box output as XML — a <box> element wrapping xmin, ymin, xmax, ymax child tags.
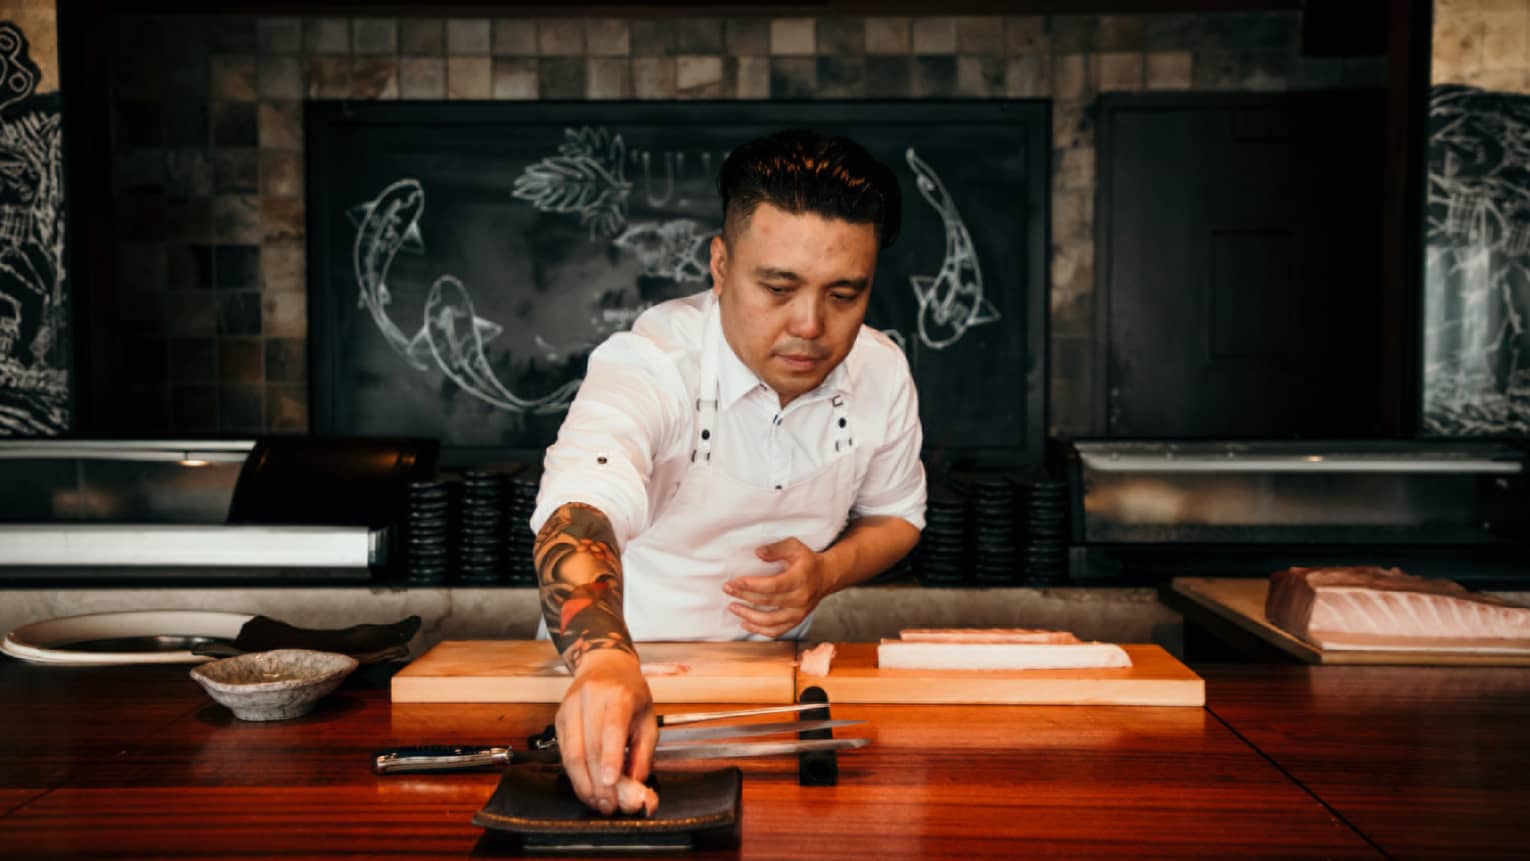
<box><xmin>2</xmin><ymin>657</ymin><xmax>1526</xmax><ymax>859</ymax></box>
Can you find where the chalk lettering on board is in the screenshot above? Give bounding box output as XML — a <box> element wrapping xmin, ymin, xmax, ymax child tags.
<box><xmin>905</xmin><ymin>147</ymin><xmax>999</xmax><ymax>351</ymax></box>
<box><xmin>512</xmin><ymin>126</ymin><xmax>631</xmax><ymax>239</ymax></box>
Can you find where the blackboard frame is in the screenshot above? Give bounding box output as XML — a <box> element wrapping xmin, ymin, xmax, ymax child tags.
<box><xmin>305</xmin><ymin>99</ymin><xmax>1049</xmax><ymax>466</ymax></box>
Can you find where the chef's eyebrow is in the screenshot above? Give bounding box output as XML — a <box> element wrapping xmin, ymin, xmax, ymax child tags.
<box><xmin>754</xmin><ymin>266</ymin><xmax>801</xmax><ymax>282</ymax></box>
<box><xmin>753</xmin><ymin>267</ymin><xmax>869</xmax><ymax>292</ymax></box>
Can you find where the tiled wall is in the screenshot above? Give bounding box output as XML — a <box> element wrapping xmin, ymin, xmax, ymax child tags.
<box><xmin>1432</xmin><ymin>0</ymin><xmax>1530</xmax><ymax>93</ymax></box>
<box><xmin>105</xmin><ymin>12</ymin><xmax>1383</xmax><ymax>439</ymax></box>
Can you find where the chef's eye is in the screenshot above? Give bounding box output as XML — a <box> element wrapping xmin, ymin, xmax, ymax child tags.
<box><xmin>831</xmin><ymin>292</ymin><xmax>857</xmax><ymax>304</ymax></box>
<box><xmin>763</xmin><ymin>284</ymin><xmax>790</xmax><ymax>296</ymax></box>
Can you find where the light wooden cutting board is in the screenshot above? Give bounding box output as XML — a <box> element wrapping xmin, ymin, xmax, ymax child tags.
<box><xmin>794</xmin><ymin>643</ymin><xmax>1205</xmax><ymax>706</ymax></box>
<box><xmin>1172</xmin><ymin>577</ymin><xmax>1530</xmax><ymax>666</ymax></box>
<box><xmin>391</xmin><ymin>640</ymin><xmax>799</xmax><ymax>703</ymax></box>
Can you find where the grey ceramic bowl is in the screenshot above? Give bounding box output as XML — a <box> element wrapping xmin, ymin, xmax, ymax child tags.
<box><xmin>190</xmin><ymin>649</ymin><xmax>359</xmax><ymax>721</ymax></box>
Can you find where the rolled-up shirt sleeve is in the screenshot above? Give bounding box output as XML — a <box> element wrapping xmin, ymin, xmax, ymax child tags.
<box><xmin>530</xmin><ymin>334</ymin><xmax>685</xmax><ymax>548</ymax></box>
<box><xmin>850</xmin><ymin>356</ymin><xmax>926</xmax><ymax>532</ymax></box>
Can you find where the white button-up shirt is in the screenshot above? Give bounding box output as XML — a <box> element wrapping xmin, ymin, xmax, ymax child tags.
<box><xmin>531</xmin><ymin>291</ymin><xmax>926</xmax><ymax>546</ymax></box>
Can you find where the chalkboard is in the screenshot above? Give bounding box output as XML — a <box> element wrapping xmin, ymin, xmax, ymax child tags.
<box><xmin>307</xmin><ymin>101</ymin><xmax>1048</xmax><ymax>462</ymax></box>
<box><xmin>1423</xmin><ymin>84</ymin><xmax>1530</xmax><ymax>436</ymax></box>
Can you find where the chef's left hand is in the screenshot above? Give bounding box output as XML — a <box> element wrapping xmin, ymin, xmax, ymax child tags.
<box><xmin>724</xmin><ymin>537</ymin><xmax>837</xmax><ymax>637</ymax></box>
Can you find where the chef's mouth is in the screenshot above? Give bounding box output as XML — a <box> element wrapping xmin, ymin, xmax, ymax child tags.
<box><xmin>774</xmin><ymin>353</ymin><xmax>824</xmax><ymax>371</ymax></box>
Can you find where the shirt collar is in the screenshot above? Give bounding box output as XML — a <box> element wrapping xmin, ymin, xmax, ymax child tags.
<box><xmin>709</xmin><ymin>300</ymin><xmax>857</xmax><ymax>412</ymax></box>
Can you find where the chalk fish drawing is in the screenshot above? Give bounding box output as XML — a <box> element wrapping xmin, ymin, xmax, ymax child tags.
<box><xmin>613</xmin><ymin>218</ymin><xmax>711</xmax><ymax>283</ymax></box>
<box><xmin>424</xmin><ymin>276</ymin><xmax>580</xmax><ymax>414</ymax></box>
<box><xmin>351</xmin><ymin>178</ymin><xmax>431</xmax><ymax>371</ymax></box>
<box><xmin>905</xmin><ymin>148</ymin><xmax>998</xmax><ymax>350</ymax></box>
<box><xmin>351</xmin><ymin>179</ymin><xmax>581</xmax><ymax>415</ymax></box>
<box><xmin>512</xmin><ymin>126</ymin><xmax>631</xmax><ymax>239</ymax></box>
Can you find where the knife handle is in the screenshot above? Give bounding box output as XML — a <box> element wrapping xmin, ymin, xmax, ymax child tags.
<box><xmin>372</xmin><ymin>745</ymin><xmax>512</xmax><ymax>774</ymax></box>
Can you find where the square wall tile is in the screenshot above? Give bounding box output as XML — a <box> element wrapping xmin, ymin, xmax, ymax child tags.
<box><xmin>540</xmin><ymin>57</ymin><xmax>585</xmax><ymax>99</ymax></box>
<box><xmin>493</xmin><ymin>58</ymin><xmax>539</xmax><ymax>99</ymax></box>
<box><xmin>447</xmin><ymin>18</ymin><xmax>492</xmax><ymax>55</ymax></box>
<box><xmin>257</xmin><ymin>18</ymin><xmax>302</xmax><ymax>54</ymax></box>
<box><xmin>675</xmin><ymin>18</ymin><xmax>723</xmax><ymax>53</ymax></box>
<box><xmin>585</xmin><ymin>19</ymin><xmax>629</xmax><ymax>56</ymax></box>
<box><xmin>912</xmin><ymin>17</ymin><xmax>957</xmax><ymax>54</ymax></box>
<box><xmin>401</xmin><ymin>19</ymin><xmax>445</xmax><ymax>55</ymax></box>
<box><xmin>218</xmin><ymin>291</ymin><xmax>263</xmax><ymax>335</ymax></box>
<box><xmin>448</xmin><ymin>56</ymin><xmax>492</xmax><ymax>98</ymax></box>
<box><xmin>493</xmin><ymin>19</ymin><xmax>537</xmax><ymax>55</ymax></box>
<box><xmin>399</xmin><ymin>57</ymin><xmax>446</xmax><ymax>99</ymax></box>
<box><xmin>538</xmin><ymin>18</ymin><xmax>584</xmax><ymax>55</ymax></box>
<box><xmin>304</xmin><ymin>18</ymin><xmax>350</xmax><ymax>54</ymax></box>
<box><xmin>725</xmin><ymin>18</ymin><xmax>770</xmax><ymax>55</ymax></box>
<box><xmin>772</xmin><ymin>18</ymin><xmax>815</xmax><ymax>55</ymax></box>
<box><xmin>354</xmin><ymin>18</ymin><xmax>398</xmax><ymax>55</ymax></box>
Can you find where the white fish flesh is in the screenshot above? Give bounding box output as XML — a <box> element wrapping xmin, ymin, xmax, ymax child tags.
<box><xmin>1265</xmin><ymin>566</ymin><xmax>1530</xmax><ymax>649</ymax></box>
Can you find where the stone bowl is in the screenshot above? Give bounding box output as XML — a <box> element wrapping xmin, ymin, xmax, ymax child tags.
<box><xmin>189</xmin><ymin>649</ymin><xmax>358</xmax><ymax>721</ymax></box>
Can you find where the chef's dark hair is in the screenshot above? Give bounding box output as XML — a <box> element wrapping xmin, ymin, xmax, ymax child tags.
<box><xmin>718</xmin><ymin>129</ymin><xmax>901</xmax><ymax>249</ymax></box>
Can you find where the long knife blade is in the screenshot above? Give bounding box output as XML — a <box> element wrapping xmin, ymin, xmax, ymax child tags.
<box><xmin>373</xmin><ymin>737</ymin><xmax>869</xmax><ymax>774</ymax></box>
<box><xmin>659</xmin><ymin>718</ymin><xmax>864</xmax><ymax>743</ymax></box>
<box><xmin>657</xmin><ymin>703</ymin><xmax>829</xmax><ymax>727</ymax></box>
<box><xmin>652</xmin><ymin>737</ymin><xmax>869</xmax><ymax>761</ymax></box>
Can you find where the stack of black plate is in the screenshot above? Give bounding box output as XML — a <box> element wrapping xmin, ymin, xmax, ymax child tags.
<box><xmin>1021</xmin><ymin>476</ymin><xmax>1069</xmax><ymax>585</ymax></box>
<box><xmin>915</xmin><ymin>485</ymin><xmax>968</xmax><ymax>587</ymax></box>
<box><xmin>972</xmin><ymin>474</ymin><xmax>1018</xmax><ymax>586</ymax></box>
<box><xmin>455</xmin><ymin>471</ymin><xmax>505</xmax><ymax>584</ymax></box>
<box><xmin>505</xmin><ymin>466</ymin><xmax>541</xmax><ymax>586</ymax></box>
<box><xmin>404</xmin><ymin>480</ymin><xmax>449</xmax><ymax>584</ymax></box>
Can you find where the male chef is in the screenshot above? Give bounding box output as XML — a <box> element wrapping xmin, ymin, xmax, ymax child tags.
<box><xmin>529</xmin><ymin>129</ymin><xmax>926</xmax><ymax>814</ymax></box>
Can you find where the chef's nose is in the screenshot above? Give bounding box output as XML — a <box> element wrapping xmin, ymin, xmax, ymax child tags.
<box><xmin>788</xmin><ymin>295</ymin><xmax>825</xmax><ymax>340</ymax></box>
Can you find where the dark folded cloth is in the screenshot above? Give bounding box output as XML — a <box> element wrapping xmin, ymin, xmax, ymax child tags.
<box><xmin>473</xmin><ymin>766</ymin><xmax>742</xmax><ymax>852</ymax></box>
<box><xmin>198</xmin><ymin>615</ymin><xmax>422</xmax><ymax>664</ymax></box>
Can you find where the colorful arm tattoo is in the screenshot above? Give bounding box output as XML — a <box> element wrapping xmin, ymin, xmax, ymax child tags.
<box><xmin>534</xmin><ymin>502</ymin><xmax>637</xmax><ymax>669</ymax></box>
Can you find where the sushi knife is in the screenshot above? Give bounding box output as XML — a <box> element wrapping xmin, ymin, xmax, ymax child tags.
<box><xmin>372</xmin><ymin>736</ymin><xmax>868</xmax><ymax>775</ymax></box>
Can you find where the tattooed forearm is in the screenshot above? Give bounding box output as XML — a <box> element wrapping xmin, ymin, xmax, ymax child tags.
<box><xmin>535</xmin><ymin>502</ymin><xmax>637</xmax><ymax>669</ymax></box>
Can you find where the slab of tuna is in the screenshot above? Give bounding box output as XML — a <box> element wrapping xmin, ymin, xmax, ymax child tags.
<box><xmin>1265</xmin><ymin>566</ymin><xmax>1530</xmax><ymax>652</ymax></box>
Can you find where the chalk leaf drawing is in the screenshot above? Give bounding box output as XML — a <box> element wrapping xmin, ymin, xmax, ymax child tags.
<box><xmin>905</xmin><ymin>148</ymin><xmax>998</xmax><ymax>350</ymax></box>
<box><xmin>351</xmin><ymin>179</ymin><xmax>581</xmax><ymax>417</ymax></box>
<box><xmin>512</xmin><ymin>126</ymin><xmax>631</xmax><ymax>239</ymax></box>
<box><xmin>613</xmin><ymin>218</ymin><xmax>711</xmax><ymax>283</ymax></box>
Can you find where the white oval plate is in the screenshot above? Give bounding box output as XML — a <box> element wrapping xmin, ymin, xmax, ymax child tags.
<box><xmin>2</xmin><ymin>610</ymin><xmax>255</xmax><ymax>666</ymax></box>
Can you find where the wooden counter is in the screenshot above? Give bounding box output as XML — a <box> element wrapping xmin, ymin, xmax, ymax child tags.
<box><xmin>2</xmin><ymin>656</ymin><xmax>1526</xmax><ymax>859</ymax></box>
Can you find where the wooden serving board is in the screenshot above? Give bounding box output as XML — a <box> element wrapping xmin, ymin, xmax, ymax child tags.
<box><xmin>1171</xmin><ymin>577</ymin><xmax>1530</xmax><ymax>666</ymax></box>
<box><xmin>391</xmin><ymin>640</ymin><xmax>798</xmax><ymax>703</ymax></box>
<box><xmin>794</xmin><ymin>643</ymin><xmax>1204</xmax><ymax>706</ymax></box>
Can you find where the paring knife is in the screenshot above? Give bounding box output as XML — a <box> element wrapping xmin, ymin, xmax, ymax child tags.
<box><xmin>372</xmin><ymin>737</ymin><xmax>868</xmax><ymax>774</ymax></box>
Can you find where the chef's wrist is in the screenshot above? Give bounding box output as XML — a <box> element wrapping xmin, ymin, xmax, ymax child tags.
<box><xmin>816</xmin><ymin>546</ymin><xmax>852</xmax><ymax>598</ymax></box>
<box><xmin>572</xmin><ymin>645</ymin><xmax>640</xmax><ymax>676</ymax></box>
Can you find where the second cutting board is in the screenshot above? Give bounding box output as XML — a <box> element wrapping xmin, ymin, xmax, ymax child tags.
<box><xmin>795</xmin><ymin>643</ymin><xmax>1204</xmax><ymax>706</ymax></box>
<box><xmin>391</xmin><ymin>640</ymin><xmax>798</xmax><ymax>703</ymax></box>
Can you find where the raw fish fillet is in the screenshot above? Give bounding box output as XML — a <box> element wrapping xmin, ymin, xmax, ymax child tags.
<box><xmin>897</xmin><ymin>629</ymin><xmax>1083</xmax><ymax>644</ymax></box>
<box><xmin>1265</xmin><ymin>566</ymin><xmax>1530</xmax><ymax>650</ymax></box>
<box><xmin>877</xmin><ymin>638</ymin><xmax>1131</xmax><ymax>670</ymax></box>
<box><xmin>798</xmin><ymin>642</ymin><xmax>836</xmax><ymax>677</ymax></box>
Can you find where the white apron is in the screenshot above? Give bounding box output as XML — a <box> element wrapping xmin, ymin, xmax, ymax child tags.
<box><xmin>543</xmin><ymin>301</ymin><xmax>859</xmax><ymax>643</ymax></box>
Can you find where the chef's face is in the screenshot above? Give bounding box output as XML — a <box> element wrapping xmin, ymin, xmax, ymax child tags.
<box><xmin>710</xmin><ymin>202</ymin><xmax>878</xmax><ymax>407</ymax></box>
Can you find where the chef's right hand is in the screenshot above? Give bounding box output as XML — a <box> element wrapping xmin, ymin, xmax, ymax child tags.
<box><xmin>555</xmin><ymin>649</ymin><xmax>658</xmax><ymax>814</ymax></box>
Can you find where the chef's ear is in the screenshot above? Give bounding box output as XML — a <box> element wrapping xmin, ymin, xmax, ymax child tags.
<box><xmin>709</xmin><ymin>235</ymin><xmax>728</xmax><ymax>295</ymax></box>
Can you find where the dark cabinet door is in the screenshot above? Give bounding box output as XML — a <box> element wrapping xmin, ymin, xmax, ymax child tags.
<box><xmin>1098</xmin><ymin>92</ymin><xmax>1387</xmax><ymax>438</ymax></box>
